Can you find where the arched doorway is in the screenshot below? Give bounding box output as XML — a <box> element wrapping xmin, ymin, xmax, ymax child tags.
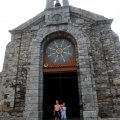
<box><xmin>43</xmin><ymin>72</ymin><xmax>80</xmax><ymax>119</ymax></box>
<box><xmin>42</xmin><ymin>32</ymin><xmax>80</xmax><ymax>119</ymax></box>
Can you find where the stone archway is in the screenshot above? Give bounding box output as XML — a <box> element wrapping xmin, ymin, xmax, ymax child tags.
<box><xmin>24</xmin><ymin>24</ymin><xmax>99</xmax><ymax>120</ymax></box>
<box><xmin>42</xmin><ymin>31</ymin><xmax>80</xmax><ymax>119</ymax></box>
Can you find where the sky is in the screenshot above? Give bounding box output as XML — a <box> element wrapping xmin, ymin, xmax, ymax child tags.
<box><xmin>0</xmin><ymin>0</ymin><xmax>120</xmax><ymax>72</ymax></box>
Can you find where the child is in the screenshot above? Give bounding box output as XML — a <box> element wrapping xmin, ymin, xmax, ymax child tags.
<box><xmin>61</xmin><ymin>103</ymin><xmax>67</xmax><ymax>120</ymax></box>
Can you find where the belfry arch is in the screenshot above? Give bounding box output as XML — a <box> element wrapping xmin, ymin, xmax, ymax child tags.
<box><xmin>45</xmin><ymin>0</ymin><xmax>69</xmax><ymax>9</ymax></box>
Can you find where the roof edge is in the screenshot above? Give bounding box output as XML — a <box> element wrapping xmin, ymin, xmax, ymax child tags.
<box><xmin>9</xmin><ymin>6</ymin><xmax>113</xmax><ymax>34</ymax></box>
<box><xmin>9</xmin><ymin>11</ymin><xmax>45</xmax><ymax>34</ymax></box>
<box><xmin>69</xmin><ymin>6</ymin><xmax>108</xmax><ymax>21</ymax></box>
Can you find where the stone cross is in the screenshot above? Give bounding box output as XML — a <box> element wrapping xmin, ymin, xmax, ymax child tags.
<box><xmin>45</xmin><ymin>0</ymin><xmax>69</xmax><ymax>9</ymax></box>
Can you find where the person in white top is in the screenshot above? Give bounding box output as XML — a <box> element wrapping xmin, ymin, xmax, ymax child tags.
<box><xmin>61</xmin><ymin>103</ymin><xmax>67</xmax><ymax>120</ymax></box>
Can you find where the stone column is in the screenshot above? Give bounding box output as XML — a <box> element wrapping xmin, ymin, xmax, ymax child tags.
<box><xmin>77</xmin><ymin>37</ymin><xmax>100</xmax><ymax>120</ymax></box>
<box><xmin>62</xmin><ymin>0</ymin><xmax>69</xmax><ymax>6</ymax></box>
<box><xmin>45</xmin><ymin>0</ymin><xmax>54</xmax><ymax>9</ymax></box>
<box><xmin>24</xmin><ymin>38</ymin><xmax>41</xmax><ymax>120</ymax></box>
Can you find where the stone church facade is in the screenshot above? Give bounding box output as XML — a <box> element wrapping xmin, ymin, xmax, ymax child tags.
<box><xmin>0</xmin><ymin>0</ymin><xmax>120</xmax><ymax>120</ymax></box>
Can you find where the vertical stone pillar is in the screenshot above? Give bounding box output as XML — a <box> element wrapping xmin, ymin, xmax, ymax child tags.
<box><xmin>62</xmin><ymin>0</ymin><xmax>69</xmax><ymax>6</ymax></box>
<box><xmin>24</xmin><ymin>38</ymin><xmax>41</xmax><ymax>120</ymax></box>
<box><xmin>45</xmin><ymin>0</ymin><xmax>54</xmax><ymax>9</ymax></box>
<box><xmin>77</xmin><ymin>36</ymin><xmax>100</xmax><ymax>120</ymax></box>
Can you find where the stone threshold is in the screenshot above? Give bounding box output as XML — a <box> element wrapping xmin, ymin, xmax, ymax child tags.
<box><xmin>102</xmin><ymin>118</ymin><xmax>120</xmax><ymax>120</ymax></box>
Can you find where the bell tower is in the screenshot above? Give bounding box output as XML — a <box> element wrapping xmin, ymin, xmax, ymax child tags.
<box><xmin>45</xmin><ymin>0</ymin><xmax>69</xmax><ymax>9</ymax></box>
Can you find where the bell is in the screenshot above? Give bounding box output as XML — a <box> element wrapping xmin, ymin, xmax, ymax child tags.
<box><xmin>55</xmin><ymin>0</ymin><xmax>61</xmax><ymax>7</ymax></box>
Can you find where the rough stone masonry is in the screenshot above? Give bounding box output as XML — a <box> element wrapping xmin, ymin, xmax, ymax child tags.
<box><xmin>0</xmin><ymin>0</ymin><xmax>120</xmax><ymax>120</ymax></box>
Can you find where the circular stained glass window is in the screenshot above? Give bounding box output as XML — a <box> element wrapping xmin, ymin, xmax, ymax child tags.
<box><xmin>46</xmin><ymin>39</ymin><xmax>74</xmax><ymax>64</ymax></box>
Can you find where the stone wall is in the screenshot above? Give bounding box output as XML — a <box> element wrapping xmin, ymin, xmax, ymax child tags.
<box><xmin>0</xmin><ymin>38</ymin><xmax>21</xmax><ymax>110</ymax></box>
<box><xmin>0</xmin><ymin>17</ymin><xmax>45</xmax><ymax>119</ymax></box>
<box><xmin>89</xmin><ymin>21</ymin><xmax>120</xmax><ymax>118</ymax></box>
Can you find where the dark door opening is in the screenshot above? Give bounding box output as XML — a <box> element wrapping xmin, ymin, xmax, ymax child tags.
<box><xmin>43</xmin><ymin>72</ymin><xmax>80</xmax><ymax>119</ymax></box>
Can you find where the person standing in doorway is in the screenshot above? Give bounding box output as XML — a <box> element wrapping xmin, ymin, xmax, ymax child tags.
<box><xmin>61</xmin><ymin>103</ymin><xmax>67</xmax><ymax>120</ymax></box>
<box><xmin>54</xmin><ymin>100</ymin><xmax>61</xmax><ymax>120</ymax></box>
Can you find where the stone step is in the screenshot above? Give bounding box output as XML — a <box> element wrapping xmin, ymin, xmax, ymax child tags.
<box><xmin>101</xmin><ymin>118</ymin><xmax>120</xmax><ymax>120</ymax></box>
<box><xmin>44</xmin><ymin>118</ymin><xmax>80</xmax><ymax>120</ymax></box>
